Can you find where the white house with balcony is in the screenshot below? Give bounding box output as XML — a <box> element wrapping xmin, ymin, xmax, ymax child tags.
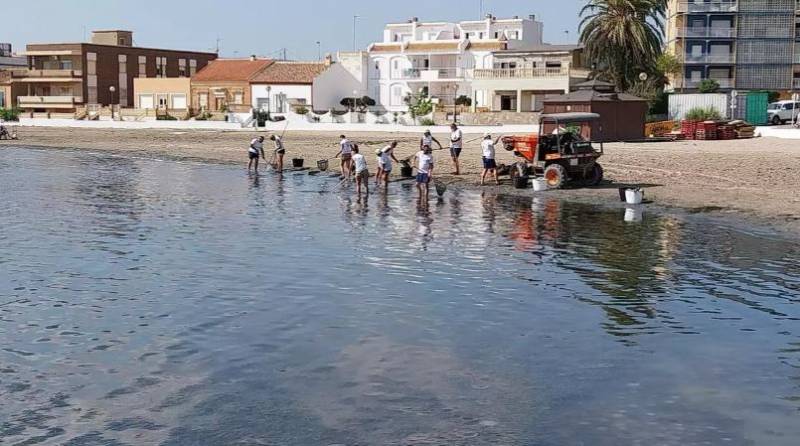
<box><xmin>365</xmin><ymin>15</ymin><xmax>589</xmax><ymax>114</ymax></box>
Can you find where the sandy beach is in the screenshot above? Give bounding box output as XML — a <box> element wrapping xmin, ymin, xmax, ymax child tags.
<box><xmin>3</xmin><ymin>126</ymin><xmax>799</xmax><ymax>233</ymax></box>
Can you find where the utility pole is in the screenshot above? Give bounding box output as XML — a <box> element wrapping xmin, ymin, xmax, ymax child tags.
<box><xmin>215</xmin><ymin>37</ymin><xmax>222</xmax><ymax>55</ymax></box>
<box><xmin>353</xmin><ymin>15</ymin><xmax>360</xmax><ymax>52</ymax></box>
<box><xmin>479</xmin><ymin>0</ymin><xmax>484</xmax><ymax>18</ymax></box>
<box><xmin>316</xmin><ymin>41</ymin><xmax>321</xmax><ymax>61</ymax></box>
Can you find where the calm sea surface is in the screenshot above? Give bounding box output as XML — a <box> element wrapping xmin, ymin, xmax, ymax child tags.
<box><xmin>1</xmin><ymin>147</ymin><xmax>799</xmax><ymax>445</ymax></box>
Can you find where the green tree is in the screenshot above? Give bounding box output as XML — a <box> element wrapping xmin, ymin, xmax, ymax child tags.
<box><xmin>656</xmin><ymin>52</ymin><xmax>682</xmax><ymax>91</ymax></box>
<box><xmin>404</xmin><ymin>93</ymin><xmax>433</xmax><ymax>120</ymax></box>
<box><xmin>579</xmin><ymin>0</ymin><xmax>666</xmax><ymax>92</ymax></box>
<box><xmin>698</xmin><ymin>79</ymin><xmax>720</xmax><ymax>93</ymax></box>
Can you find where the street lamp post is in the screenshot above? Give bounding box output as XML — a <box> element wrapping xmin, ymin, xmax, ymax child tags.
<box><xmin>316</xmin><ymin>41</ymin><xmax>321</xmax><ymax>61</ymax></box>
<box><xmin>266</xmin><ymin>85</ymin><xmax>272</xmax><ymax>120</ymax></box>
<box><xmin>353</xmin><ymin>15</ymin><xmax>360</xmax><ymax>52</ymax></box>
<box><xmin>109</xmin><ymin>86</ymin><xmax>116</xmax><ymax>120</ymax></box>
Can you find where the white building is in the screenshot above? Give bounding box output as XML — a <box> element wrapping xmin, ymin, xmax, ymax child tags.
<box><xmin>365</xmin><ymin>15</ymin><xmax>589</xmax><ymax>113</ymax></box>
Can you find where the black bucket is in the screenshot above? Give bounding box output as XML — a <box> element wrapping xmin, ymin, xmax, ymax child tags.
<box><xmin>292</xmin><ymin>158</ymin><xmax>304</xmax><ymax>168</ymax></box>
<box><xmin>400</xmin><ymin>162</ymin><xmax>414</xmax><ymax>178</ymax></box>
<box><xmin>618</xmin><ymin>187</ymin><xmax>627</xmax><ymax>202</ymax></box>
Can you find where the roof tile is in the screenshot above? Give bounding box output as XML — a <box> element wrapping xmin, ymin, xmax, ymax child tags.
<box><xmin>250</xmin><ymin>61</ymin><xmax>329</xmax><ymax>84</ymax></box>
<box><xmin>192</xmin><ymin>59</ymin><xmax>273</xmax><ymax>82</ymax></box>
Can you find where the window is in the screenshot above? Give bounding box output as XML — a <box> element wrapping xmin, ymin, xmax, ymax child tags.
<box><xmin>189</xmin><ymin>59</ymin><xmax>197</xmax><ymax>76</ymax></box>
<box><xmin>198</xmin><ymin>93</ymin><xmax>208</xmax><ymax>109</ymax></box>
<box><xmin>478</xmin><ymin>32</ymin><xmax>484</xmax><ymax>39</ymax></box>
<box><xmin>233</xmin><ymin>92</ymin><xmax>243</xmax><ymax>104</ymax></box>
<box><xmin>139</xmin><ymin>94</ymin><xmax>154</xmax><ymax>109</ymax></box>
<box><xmin>391</xmin><ymin>85</ymin><xmax>404</xmax><ymax>106</ymax></box>
<box><xmin>156</xmin><ymin>57</ymin><xmax>167</xmax><ymax>77</ymax></box>
<box><xmin>171</xmin><ymin>94</ymin><xmax>187</xmax><ymax>109</ymax></box>
<box><xmin>87</xmin><ymin>52</ymin><xmax>98</xmax><ymax>104</ymax></box>
<box><xmin>179</xmin><ymin>59</ymin><xmax>187</xmax><ymax>77</ymax></box>
<box><xmin>465</xmin><ymin>32</ymin><xmax>472</xmax><ymax>39</ymax></box>
<box><xmin>138</xmin><ymin>56</ymin><xmax>147</xmax><ymax>77</ymax></box>
<box><xmin>118</xmin><ymin>55</ymin><xmax>128</xmax><ymax>107</ymax></box>
<box><xmin>494</xmin><ymin>32</ymin><xmax>500</xmax><ymax>39</ymax></box>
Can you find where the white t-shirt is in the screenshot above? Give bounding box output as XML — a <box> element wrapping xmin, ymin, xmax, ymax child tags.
<box><xmin>353</xmin><ymin>153</ymin><xmax>368</xmax><ymax>173</ymax></box>
<box><xmin>421</xmin><ymin>135</ymin><xmax>433</xmax><ymax>147</ymax></box>
<box><xmin>273</xmin><ymin>136</ymin><xmax>284</xmax><ymax>151</ymax></box>
<box><xmin>377</xmin><ymin>147</ymin><xmax>392</xmax><ymax>169</ymax></box>
<box><xmin>450</xmin><ymin>128</ymin><xmax>463</xmax><ymax>148</ymax></box>
<box><xmin>250</xmin><ymin>138</ymin><xmax>263</xmax><ymax>154</ymax></box>
<box><xmin>417</xmin><ymin>151</ymin><xmax>433</xmax><ymax>174</ymax></box>
<box><xmin>481</xmin><ymin>139</ymin><xmax>496</xmax><ymax>159</ymax></box>
<box><xmin>340</xmin><ymin>139</ymin><xmax>353</xmax><ymax>154</ymax></box>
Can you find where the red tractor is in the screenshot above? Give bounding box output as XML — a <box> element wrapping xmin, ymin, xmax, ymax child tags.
<box><xmin>502</xmin><ymin>112</ymin><xmax>604</xmax><ymax>189</ymax></box>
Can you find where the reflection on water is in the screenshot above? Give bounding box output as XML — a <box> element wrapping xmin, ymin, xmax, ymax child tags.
<box><xmin>1</xmin><ymin>147</ymin><xmax>799</xmax><ymax>445</ymax></box>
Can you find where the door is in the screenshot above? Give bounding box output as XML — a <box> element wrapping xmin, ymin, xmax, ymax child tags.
<box><xmin>157</xmin><ymin>94</ymin><xmax>168</xmax><ymax>109</ymax></box>
<box><xmin>745</xmin><ymin>91</ymin><xmax>768</xmax><ymax>125</ymax></box>
<box><xmin>500</xmin><ymin>95</ymin><xmax>512</xmax><ymax>111</ymax></box>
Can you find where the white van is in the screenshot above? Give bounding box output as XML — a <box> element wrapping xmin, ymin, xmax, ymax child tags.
<box><xmin>767</xmin><ymin>100</ymin><xmax>800</xmax><ymax>125</ymax></box>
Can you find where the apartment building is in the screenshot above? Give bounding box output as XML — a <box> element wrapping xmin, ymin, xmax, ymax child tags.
<box><xmin>666</xmin><ymin>0</ymin><xmax>800</xmax><ymax>92</ymax></box>
<box><xmin>6</xmin><ymin>30</ymin><xmax>216</xmax><ymax>113</ymax></box>
<box><xmin>366</xmin><ymin>14</ymin><xmax>588</xmax><ymax>113</ymax></box>
<box><xmin>0</xmin><ymin>43</ymin><xmax>27</xmax><ymax>69</ymax></box>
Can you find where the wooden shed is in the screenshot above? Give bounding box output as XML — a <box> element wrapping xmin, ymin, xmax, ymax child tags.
<box><xmin>543</xmin><ymin>80</ymin><xmax>648</xmax><ymax>142</ymax></box>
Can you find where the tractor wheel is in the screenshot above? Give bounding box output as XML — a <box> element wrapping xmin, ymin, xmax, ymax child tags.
<box><xmin>510</xmin><ymin>163</ymin><xmax>530</xmax><ymax>189</ymax></box>
<box><xmin>543</xmin><ymin>164</ymin><xmax>568</xmax><ymax>189</ymax></box>
<box><xmin>584</xmin><ymin>163</ymin><xmax>604</xmax><ymax>187</ymax></box>
<box><xmin>772</xmin><ymin>115</ymin><xmax>782</xmax><ymax>125</ymax></box>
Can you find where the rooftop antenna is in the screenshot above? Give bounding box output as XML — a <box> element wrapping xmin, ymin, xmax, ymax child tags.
<box><xmin>215</xmin><ymin>37</ymin><xmax>221</xmax><ymax>55</ymax></box>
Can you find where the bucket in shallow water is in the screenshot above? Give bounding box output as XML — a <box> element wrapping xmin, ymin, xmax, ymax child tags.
<box><xmin>625</xmin><ymin>188</ymin><xmax>644</xmax><ymax>205</ymax></box>
<box><xmin>317</xmin><ymin>159</ymin><xmax>329</xmax><ymax>171</ymax></box>
<box><xmin>292</xmin><ymin>158</ymin><xmax>304</xmax><ymax>168</ymax></box>
<box><xmin>624</xmin><ymin>206</ymin><xmax>643</xmax><ymax>223</ymax></box>
<box><xmin>400</xmin><ymin>163</ymin><xmax>414</xmax><ymax>178</ymax></box>
<box><xmin>532</xmin><ymin>178</ymin><xmax>548</xmax><ymax>192</ymax></box>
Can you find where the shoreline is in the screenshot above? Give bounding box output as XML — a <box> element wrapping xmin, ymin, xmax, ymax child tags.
<box><xmin>2</xmin><ymin>126</ymin><xmax>799</xmax><ymax>236</ymax></box>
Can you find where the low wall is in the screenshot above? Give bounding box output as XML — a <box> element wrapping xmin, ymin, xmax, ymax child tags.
<box><xmin>435</xmin><ymin>111</ymin><xmax>540</xmax><ymax>126</ymax></box>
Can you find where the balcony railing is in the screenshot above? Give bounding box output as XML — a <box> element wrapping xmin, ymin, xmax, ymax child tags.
<box><xmin>683</xmin><ymin>53</ymin><xmax>735</xmax><ymax>63</ymax></box>
<box><xmin>677</xmin><ymin>28</ymin><xmax>736</xmax><ymax>38</ymax></box>
<box><xmin>794</xmin><ymin>79</ymin><xmax>800</xmax><ymax>90</ymax></box>
<box><xmin>676</xmin><ymin>2</ymin><xmax>738</xmax><ymax>13</ymax></box>
<box><xmin>472</xmin><ymin>66</ymin><xmax>569</xmax><ymax>79</ymax></box>
<box><xmin>25</xmin><ymin>69</ymin><xmax>83</xmax><ymax>78</ymax></box>
<box><xmin>18</xmin><ymin>96</ymin><xmax>83</xmax><ymax>108</ymax></box>
<box><xmin>685</xmin><ymin>78</ymin><xmax>734</xmax><ymax>89</ymax></box>
<box><xmin>397</xmin><ymin>67</ymin><xmax>466</xmax><ymax>80</ymax></box>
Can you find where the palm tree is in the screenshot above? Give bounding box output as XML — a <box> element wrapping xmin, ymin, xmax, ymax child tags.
<box><xmin>580</xmin><ymin>0</ymin><xmax>665</xmax><ymax>92</ymax></box>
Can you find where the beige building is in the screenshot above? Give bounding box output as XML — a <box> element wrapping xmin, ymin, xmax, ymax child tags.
<box><xmin>133</xmin><ymin>77</ymin><xmax>191</xmax><ymax>111</ymax></box>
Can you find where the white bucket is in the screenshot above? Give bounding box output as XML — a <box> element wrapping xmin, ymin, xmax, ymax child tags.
<box><xmin>625</xmin><ymin>188</ymin><xmax>644</xmax><ymax>205</ymax></box>
<box><xmin>532</xmin><ymin>178</ymin><xmax>548</xmax><ymax>192</ymax></box>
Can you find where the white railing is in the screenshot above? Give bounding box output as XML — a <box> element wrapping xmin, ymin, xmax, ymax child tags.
<box><xmin>18</xmin><ymin>95</ymin><xmax>82</xmax><ymax>105</ymax></box>
<box><xmin>683</xmin><ymin>53</ymin><xmax>735</xmax><ymax>63</ymax></box>
<box><xmin>793</xmin><ymin>79</ymin><xmax>800</xmax><ymax>90</ymax></box>
<box><xmin>685</xmin><ymin>78</ymin><xmax>734</xmax><ymax>89</ymax></box>
<box><xmin>677</xmin><ymin>28</ymin><xmax>736</xmax><ymax>38</ymax></box>
<box><xmin>397</xmin><ymin>67</ymin><xmax>466</xmax><ymax>80</ymax></box>
<box><xmin>676</xmin><ymin>2</ymin><xmax>738</xmax><ymax>13</ymax></box>
<box><xmin>25</xmin><ymin>69</ymin><xmax>83</xmax><ymax>78</ymax></box>
<box><xmin>471</xmin><ymin>66</ymin><xmax>569</xmax><ymax>79</ymax></box>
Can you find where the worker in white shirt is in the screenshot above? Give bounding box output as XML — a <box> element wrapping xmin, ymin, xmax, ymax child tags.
<box><xmin>334</xmin><ymin>135</ymin><xmax>354</xmax><ymax>180</ymax></box>
<box><xmin>420</xmin><ymin>130</ymin><xmax>443</xmax><ymax>151</ymax></box>
<box><xmin>480</xmin><ymin>132</ymin><xmax>502</xmax><ymax>186</ymax></box>
<box><xmin>248</xmin><ymin>136</ymin><xmax>266</xmax><ymax>173</ymax></box>
<box><xmin>449</xmin><ymin>123</ymin><xmax>463</xmax><ymax>175</ymax></box>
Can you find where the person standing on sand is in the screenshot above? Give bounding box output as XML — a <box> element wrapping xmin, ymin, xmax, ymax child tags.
<box><xmin>480</xmin><ymin>132</ymin><xmax>502</xmax><ymax>186</ymax></box>
<box><xmin>449</xmin><ymin>123</ymin><xmax>463</xmax><ymax>175</ymax></box>
<box><xmin>248</xmin><ymin>136</ymin><xmax>266</xmax><ymax>173</ymax></box>
<box><xmin>421</xmin><ymin>130</ymin><xmax>443</xmax><ymax>151</ymax></box>
<box><xmin>377</xmin><ymin>141</ymin><xmax>400</xmax><ymax>189</ymax></box>
<box><xmin>351</xmin><ymin>145</ymin><xmax>369</xmax><ymax>196</ymax></box>
<box><xmin>270</xmin><ymin>134</ymin><xmax>286</xmax><ymax>173</ymax></box>
<box><xmin>335</xmin><ymin>135</ymin><xmax>354</xmax><ymax>180</ymax></box>
<box><xmin>413</xmin><ymin>145</ymin><xmax>434</xmax><ymax>202</ymax></box>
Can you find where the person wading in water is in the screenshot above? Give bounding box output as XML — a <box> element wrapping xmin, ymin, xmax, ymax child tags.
<box><xmin>248</xmin><ymin>136</ymin><xmax>266</xmax><ymax>173</ymax></box>
<box><xmin>449</xmin><ymin>123</ymin><xmax>463</xmax><ymax>175</ymax></box>
<box><xmin>270</xmin><ymin>134</ymin><xmax>286</xmax><ymax>173</ymax></box>
<box><xmin>335</xmin><ymin>135</ymin><xmax>354</xmax><ymax>181</ymax></box>
<box><xmin>376</xmin><ymin>141</ymin><xmax>400</xmax><ymax>190</ymax></box>
<box><xmin>413</xmin><ymin>144</ymin><xmax>434</xmax><ymax>203</ymax></box>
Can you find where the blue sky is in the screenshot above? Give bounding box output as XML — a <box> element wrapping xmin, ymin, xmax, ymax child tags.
<box><xmin>1</xmin><ymin>0</ymin><xmax>585</xmax><ymax>59</ymax></box>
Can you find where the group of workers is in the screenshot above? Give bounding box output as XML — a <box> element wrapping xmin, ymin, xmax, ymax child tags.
<box><xmin>247</xmin><ymin>123</ymin><xmax>503</xmax><ymax>199</ymax></box>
